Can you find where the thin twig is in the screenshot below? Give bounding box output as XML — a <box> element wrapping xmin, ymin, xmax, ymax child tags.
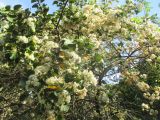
<box><xmin>55</xmin><ymin>0</ymin><xmax>69</xmax><ymax>30</ymax></box>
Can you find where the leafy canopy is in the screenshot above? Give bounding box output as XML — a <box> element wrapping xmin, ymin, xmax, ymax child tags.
<box><xmin>0</xmin><ymin>0</ymin><xmax>160</xmax><ymax>119</ymax></box>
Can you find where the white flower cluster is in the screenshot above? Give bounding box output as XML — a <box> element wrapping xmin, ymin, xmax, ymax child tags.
<box><xmin>83</xmin><ymin>4</ymin><xmax>124</xmax><ymax>34</ymax></box>
<box><xmin>56</xmin><ymin>90</ymin><xmax>71</xmax><ymax>112</ymax></box>
<box><xmin>149</xmin><ymin>54</ymin><xmax>157</xmax><ymax>60</ymax></box>
<box><xmin>45</xmin><ymin>41</ymin><xmax>59</xmax><ymax>49</ymax></box>
<box><xmin>140</xmin><ymin>74</ymin><xmax>147</xmax><ymax>79</ymax></box>
<box><xmin>40</xmin><ymin>41</ymin><xmax>59</xmax><ymax>53</ymax></box>
<box><xmin>136</xmin><ymin>81</ymin><xmax>150</xmax><ymax>92</ymax></box>
<box><xmin>143</xmin><ymin>87</ymin><xmax>160</xmax><ymax>101</ymax></box>
<box><xmin>82</xmin><ymin>5</ymin><xmax>106</xmax><ymax>33</ymax></box>
<box><xmin>144</xmin><ymin>21</ymin><xmax>160</xmax><ymax>39</ymax></box>
<box><xmin>122</xmin><ymin>71</ymin><xmax>140</xmax><ymax>84</ymax></box>
<box><xmin>81</xmin><ymin>70</ymin><xmax>97</xmax><ymax>87</ymax></box>
<box><xmin>67</xmin><ymin>51</ymin><xmax>81</xmax><ymax>64</ymax></box>
<box><xmin>149</xmin><ymin>109</ymin><xmax>158</xmax><ymax>116</ymax></box>
<box><xmin>47</xmin><ymin>110</ymin><xmax>56</xmax><ymax>120</ymax></box>
<box><xmin>64</xmin><ymin>82</ymin><xmax>88</xmax><ymax>99</ymax></box>
<box><xmin>83</xmin><ymin>5</ymin><xmax>94</xmax><ymax>14</ymax></box>
<box><xmin>88</xmin><ymin>34</ymin><xmax>101</xmax><ymax>49</ymax></box>
<box><xmin>142</xmin><ymin>103</ymin><xmax>150</xmax><ymax>111</ymax></box>
<box><xmin>1</xmin><ymin>20</ymin><xmax>9</xmax><ymax>29</ymax></box>
<box><xmin>34</xmin><ymin>63</ymin><xmax>50</xmax><ymax>76</ymax></box>
<box><xmin>141</xmin><ymin>86</ymin><xmax>160</xmax><ymax>115</ymax></box>
<box><xmin>104</xmin><ymin>9</ymin><xmax>122</xmax><ymax>33</ymax></box>
<box><xmin>75</xmin><ymin>87</ymin><xmax>87</xmax><ymax>99</ymax></box>
<box><xmin>143</xmin><ymin>92</ymin><xmax>150</xmax><ymax>99</ymax></box>
<box><xmin>57</xmin><ymin>90</ymin><xmax>71</xmax><ymax>104</ymax></box>
<box><xmin>46</xmin><ymin>76</ymin><xmax>64</xmax><ymax>85</ymax></box>
<box><xmin>43</xmin><ymin>57</ymin><xmax>52</xmax><ymax>63</ymax></box>
<box><xmin>25</xmin><ymin>52</ymin><xmax>35</xmax><ymax>61</ymax></box>
<box><xmin>141</xmin><ymin>103</ymin><xmax>158</xmax><ymax>115</ymax></box>
<box><xmin>24</xmin><ymin>17</ymin><xmax>36</xmax><ymax>32</ymax></box>
<box><xmin>17</xmin><ymin>36</ymin><xmax>29</xmax><ymax>43</ymax></box>
<box><xmin>31</xmin><ymin>35</ymin><xmax>42</xmax><ymax>44</ymax></box>
<box><xmin>26</xmin><ymin>74</ymin><xmax>40</xmax><ymax>87</ymax></box>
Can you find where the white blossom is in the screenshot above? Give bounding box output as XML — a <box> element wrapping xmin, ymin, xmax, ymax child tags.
<box><xmin>58</xmin><ymin>90</ymin><xmax>71</xmax><ymax>104</ymax></box>
<box><xmin>26</xmin><ymin>75</ymin><xmax>40</xmax><ymax>87</ymax></box>
<box><xmin>46</xmin><ymin>76</ymin><xmax>64</xmax><ymax>85</ymax></box>
<box><xmin>75</xmin><ymin>87</ymin><xmax>87</xmax><ymax>99</ymax></box>
<box><xmin>17</xmin><ymin>36</ymin><xmax>29</xmax><ymax>43</ymax></box>
<box><xmin>41</xmin><ymin>41</ymin><xmax>59</xmax><ymax>53</ymax></box>
<box><xmin>1</xmin><ymin>20</ymin><xmax>9</xmax><ymax>29</ymax></box>
<box><xmin>150</xmin><ymin>54</ymin><xmax>156</xmax><ymax>60</ymax></box>
<box><xmin>137</xmin><ymin>81</ymin><xmax>150</xmax><ymax>92</ymax></box>
<box><xmin>81</xmin><ymin>70</ymin><xmax>97</xmax><ymax>87</ymax></box>
<box><xmin>140</xmin><ymin>74</ymin><xmax>147</xmax><ymax>79</ymax></box>
<box><xmin>34</xmin><ymin>63</ymin><xmax>50</xmax><ymax>76</ymax></box>
<box><xmin>142</xmin><ymin>103</ymin><xmax>150</xmax><ymax>111</ymax></box>
<box><xmin>25</xmin><ymin>52</ymin><xmax>35</xmax><ymax>61</ymax></box>
<box><xmin>25</xmin><ymin>17</ymin><xmax>36</xmax><ymax>32</ymax></box>
<box><xmin>67</xmin><ymin>51</ymin><xmax>81</xmax><ymax>64</ymax></box>
<box><xmin>31</xmin><ymin>35</ymin><xmax>42</xmax><ymax>44</ymax></box>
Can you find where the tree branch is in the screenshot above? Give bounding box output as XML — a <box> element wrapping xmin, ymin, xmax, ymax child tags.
<box><xmin>55</xmin><ymin>0</ymin><xmax>69</xmax><ymax>31</ymax></box>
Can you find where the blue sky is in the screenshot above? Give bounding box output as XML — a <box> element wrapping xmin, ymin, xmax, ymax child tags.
<box><xmin>0</xmin><ymin>0</ymin><xmax>58</xmax><ymax>12</ymax></box>
<box><xmin>0</xmin><ymin>0</ymin><xmax>159</xmax><ymax>16</ymax></box>
<box><xmin>147</xmin><ymin>0</ymin><xmax>160</xmax><ymax>16</ymax></box>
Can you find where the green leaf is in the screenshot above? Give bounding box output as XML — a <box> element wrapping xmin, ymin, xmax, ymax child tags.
<box><xmin>5</xmin><ymin>5</ymin><xmax>11</xmax><ymax>11</ymax></box>
<box><xmin>62</xmin><ymin>44</ymin><xmax>76</xmax><ymax>50</ymax></box>
<box><xmin>53</xmin><ymin>1</ymin><xmax>58</xmax><ymax>5</ymax></box>
<box><xmin>157</xmin><ymin>56</ymin><xmax>160</xmax><ymax>62</ymax></box>
<box><xmin>14</xmin><ymin>4</ymin><xmax>22</xmax><ymax>10</ymax></box>
<box><xmin>88</xmin><ymin>0</ymin><xmax>96</xmax><ymax>4</ymax></box>
<box><xmin>6</xmin><ymin>17</ymin><xmax>13</xmax><ymax>22</ymax></box>
<box><xmin>31</xmin><ymin>0</ymin><xmax>37</xmax><ymax>3</ymax></box>
<box><xmin>10</xmin><ymin>49</ymin><xmax>17</xmax><ymax>60</ymax></box>
<box><xmin>69</xmin><ymin>0</ymin><xmax>75</xmax><ymax>3</ymax></box>
<box><xmin>143</xmin><ymin>1</ymin><xmax>151</xmax><ymax>16</ymax></box>
<box><xmin>95</xmin><ymin>54</ymin><xmax>102</xmax><ymax>62</ymax></box>
<box><xmin>40</xmin><ymin>0</ymin><xmax>45</xmax><ymax>2</ymax></box>
<box><xmin>64</xmin><ymin>74</ymin><xmax>75</xmax><ymax>83</ymax></box>
<box><xmin>32</xmin><ymin>3</ymin><xmax>38</xmax><ymax>8</ymax></box>
<box><xmin>131</xmin><ymin>17</ymin><xmax>143</xmax><ymax>24</ymax></box>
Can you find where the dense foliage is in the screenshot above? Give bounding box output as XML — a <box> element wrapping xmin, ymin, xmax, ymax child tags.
<box><xmin>0</xmin><ymin>0</ymin><xmax>160</xmax><ymax>119</ymax></box>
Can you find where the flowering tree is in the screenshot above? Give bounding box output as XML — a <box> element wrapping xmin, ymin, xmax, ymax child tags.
<box><xmin>0</xmin><ymin>0</ymin><xmax>160</xmax><ymax>119</ymax></box>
